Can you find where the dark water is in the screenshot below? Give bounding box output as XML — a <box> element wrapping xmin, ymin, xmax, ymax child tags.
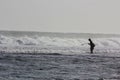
<box><xmin>0</xmin><ymin>30</ymin><xmax>120</xmax><ymax>38</ymax></box>
<box><xmin>0</xmin><ymin>53</ymin><xmax>120</xmax><ymax>80</ymax></box>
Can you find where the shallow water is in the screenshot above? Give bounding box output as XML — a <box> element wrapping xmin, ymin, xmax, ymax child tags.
<box><xmin>0</xmin><ymin>53</ymin><xmax>120</xmax><ymax>80</ymax></box>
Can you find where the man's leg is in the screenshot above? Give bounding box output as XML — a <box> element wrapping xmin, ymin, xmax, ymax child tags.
<box><xmin>90</xmin><ymin>47</ymin><xmax>93</xmax><ymax>53</ymax></box>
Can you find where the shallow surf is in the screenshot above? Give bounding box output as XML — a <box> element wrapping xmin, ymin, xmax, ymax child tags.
<box><xmin>0</xmin><ymin>52</ymin><xmax>119</xmax><ymax>80</ymax></box>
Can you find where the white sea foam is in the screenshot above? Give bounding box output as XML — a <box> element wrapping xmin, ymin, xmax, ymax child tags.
<box><xmin>0</xmin><ymin>34</ymin><xmax>120</xmax><ymax>55</ymax></box>
<box><xmin>0</xmin><ymin>35</ymin><xmax>120</xmax><ymax>47</ymax></box>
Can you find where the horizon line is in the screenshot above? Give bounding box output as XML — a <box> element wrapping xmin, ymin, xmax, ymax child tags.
<box><xmin>0</xmin><ymin>29</ymin><xmax>119</xmax><ymax>35</ymax></box>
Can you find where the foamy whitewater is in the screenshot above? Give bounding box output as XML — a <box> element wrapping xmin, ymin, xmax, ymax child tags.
<box><xmin>1</xmin><ymin>31</ymin><xmax>120</xmax><ymax>80</ymax></box>
<box><xmin>0</xmin><ymin>31</ymin><xmax>120</xmax><ymax>56</ymax></box>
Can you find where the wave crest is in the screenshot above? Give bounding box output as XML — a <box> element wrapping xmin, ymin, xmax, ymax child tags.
<box><xmin>0</xmin><ymin>35</ymin><xmax>120</xmax><ymax>48</ymax></box>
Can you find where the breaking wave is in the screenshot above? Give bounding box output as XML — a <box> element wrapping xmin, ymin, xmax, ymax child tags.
<box><xmin>0</xmin><ymin>35</ymin><xmax>120</xmax><ymax>47</ymax></box>
<box><xmin>0</xmin><ymin>34</ymin><xmax>120</xmax><ymax>55</ymax></box>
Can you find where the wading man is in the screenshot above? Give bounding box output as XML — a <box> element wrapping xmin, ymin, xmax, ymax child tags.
<box><xmin>88</xmin><ymin>38</ymin><xmax>95</xmax><ymax>53</ymax></box>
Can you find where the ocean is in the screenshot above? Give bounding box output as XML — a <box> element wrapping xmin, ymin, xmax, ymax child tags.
<box><xmin>0</xmin><ymin>31</ymin><xmax>120</xmax><ymax>55</ymax></box>
<box><xmin>0</xmin><ymin>31</ymin><xmax>120</xmax><ymax>80</ymax></box>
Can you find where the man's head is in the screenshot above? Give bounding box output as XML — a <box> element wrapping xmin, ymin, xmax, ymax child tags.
<box><xmin>88</xmin><ymin>38</ymin><xmax>91</xmax><ymax>41</ymax></box>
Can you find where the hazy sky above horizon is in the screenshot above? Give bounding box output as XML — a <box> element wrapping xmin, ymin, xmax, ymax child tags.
<box><xmin>0</xmin><ymin>0</ymin><xmax>120</xmax><ymax>34</ymax></box>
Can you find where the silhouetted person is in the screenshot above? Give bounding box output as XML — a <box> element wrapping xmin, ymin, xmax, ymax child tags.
<box><xmin>88</xmin><ymin>38</ymin><xmax>95</xmax><ymax>53</ymax></box>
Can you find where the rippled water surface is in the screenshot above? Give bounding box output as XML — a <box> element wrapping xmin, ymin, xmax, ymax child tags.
<box><xmin>0</xmin><ymin>53</ymin><xmax>120</xmax><ymax>80</ymax></box>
